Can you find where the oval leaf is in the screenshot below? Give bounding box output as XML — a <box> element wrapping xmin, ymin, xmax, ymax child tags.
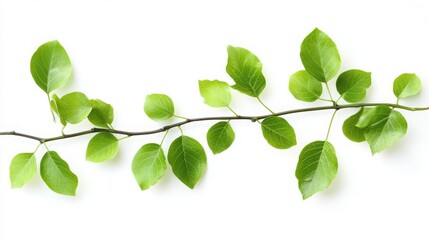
<box><xmin>9</xmin><ymin>153</ymin><xmax>37</xmax><ymax>188</ymax></box>
<box><xmin>207</xmin><ymin>121</ymin><xmax>235</xmax><ymax>154</ymax></box>
<box><xmin>168</xmin><ymin>136</ymin><xmax>207</xmax><ymax>189</ymax></box>
<box><xmin>342</xmin><ymin>108</ymin><xmax>366</xmax><ymax>142</ymax></box>
<box><xmin>40</xmin><ymin>151</ymin><xmax>78</xmax><ymax>196</ymax></box>
<box><xmin>86</xmin><ymin>133</ymin><xmax>119</xmax><ymax>162</ymax></box>
<box><xmin>295</xmin><ymin>141</ymin><xmax>338</xmax><ymax>199</ymax></box>
<box><xmin>198</xmin><ymin>80</ymin><xmax>231</xmax><ymax>107</ymax></box>
<box><xmin>56</xmin><ymin>92</ymin><xmax>92</xmax><ymax>125</ymax></box>
<box><xmin>393</xmin><ymin>73</ymin><xmax>422</xmax><ymax>99</ymax></box>
<box><xmin>226</xmin><ymin>46</ymin><xmax>266</xmax><ymax>97</ymax></box>
<box><xmin>261</xmin><ymin>116</ymin><xmax>297</xmax><ymax>149</ymax></box>
<box><xmin>300</xmin><ymin>28</ymin><xmax>341</xmax><ymax>82</ymax></box>
<box><xmin>144</xmin><ymin>94</ymin><xmax>175</xmax><ymax>121</ymax></box>
<box><xmin>132</xmin><ymin>143</ymin><xmax>166</xmax><ymax>190</ymax></box>
<box><xmin>289</xmin><ymin>70</ymin><xmax>322</xmax><ymax>102</ymax></box>
<box><xmin>30</xmin><ymin>40</ymin><xmax>72</xmax><ymax>93</ymax></box>
<box><xmin>88</xmin><ymin>99</ymin><xmax>114</xmax><ymax>128</ymax></box>
<box><xmin>336</xmin><ymin>69</ymin><xmax>372</xmax><ymax>103</ymax></box>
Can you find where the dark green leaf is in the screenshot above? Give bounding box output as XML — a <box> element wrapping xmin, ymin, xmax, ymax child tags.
<box><xmin>226</xmin><ymin>46</ymin><xmax>266</xmax><ymax>97</ymax></box>
<box><xmin>261</xmin><ymin>116</ymin><xmax>296</xmax><ymax>149</ymax></box>
<box><xmin>393</xmin><ymin>73</ymin><xmax>422</xmax><ymax>99</ymax></box>
<box><xmin>86</xmin><ymin>133</ymin><xmax>119</xmax><ymax>162</ymax></box>
<box><xmin>342</xmin><ymin>108</ymin><xmax>366</xmax><ymax>142</ymax></box>
<box><xmin>336</xmin><ymin>69</ymin><xmax>372</xmax><ymax>103</ymax></box>
<box><xmin>88</xmin><ymin>99</ymin><xmax>114</xmax><ymax>128</ymax></box>
<box><xmin>55</xmin><ymin>92</ymin><xmax>92</xmax><ymax>125</ymax></box>
<box><xmin>132</xmin><ymin>143</ymin><xmax>166</xmax><ymax>190</ymax></box>
<box><xmin>295</xmin><ymin>141</ymin><xmax>338</xmax><ymax>199</ymax></box>
<box><xmin>198</xmin><ymin>80</ymin><xmax>231</xmax><ymax>107</ymax></box>
<box><xmin>289</xmin><ymin>70</ymin><xmax>322</xmax><ymax>102</ymax></box>
<box><xmin>207</xmin><ymin>121</ymin><xmax>235</xmax><ymax>154</ymax></box>
<box><xmin>144</xmin><ymin>94</ymin><xmax>175</xmax><ymax>121</ymax></box>
<box><xmin>168</xmin><ymin>136</ymin><xmax>207</xmax><ymax>189</ymax></box>
<box><xmin>40</xmin><ymin>151</ymin><xmax>78</xmax><ymax>196</ymax></box>
<box><xmin>9</xmin><ymin>153</ymin><xmax>37</xmax><ymax>188</ymax></box>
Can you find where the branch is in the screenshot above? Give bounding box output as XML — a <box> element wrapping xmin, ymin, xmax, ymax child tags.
<box><xmin>1</xmin><ymin>103</ymin><xmax>428</xmax><ymax>143</ymax></box>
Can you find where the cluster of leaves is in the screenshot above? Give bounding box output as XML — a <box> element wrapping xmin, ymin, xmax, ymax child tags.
<box><xmin>8</xmin><ymin>29</ymin><xmax>423</xmax><ymax>199</ymax></box>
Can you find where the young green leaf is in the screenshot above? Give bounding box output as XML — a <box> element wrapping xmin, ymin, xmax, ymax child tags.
<box><xmin>198</xmin><ymin>80</ymin><xmax>232</xmax><ymax>107</ymax></box>
<box><xmin>56</xmin><ymin>92</ymin><xmax>92</xmax><ymax>125</ymax></box>
<box><xmin>86</xmin><ymin>133</ymin><xmax>119</xmax><ymax>162</ymax></box>
<box><xmin>393</xmin><ymin>73</ymin><xmax>422</xmax><ymax>99</ymax></box>
<box><xmin>289</xmin><ymin>70</ymin><xmax>322</xmax><ymax>102</ymax></box>
<box><xmin>168</xmin><ymin>136</ymin><xmax>207</xmax><ymax>189</ymax></box>
<box><xmin>50</xmin><ymin>94</ymin><xmax>66</xmax><ymax>126</ymax></box>
<box><xmin>88</xmin><ymin>99</ymin><xmax>114</xmax><ymax>128</ymax></box>
<box><xmin>342</xmin><ymin>108</ymin><xmax>366</xmax><ymax>142</ymax></box>
<box><xmin>295</xmin><ymin>141</ymin><xmax>338</xmax><ymax>199</ymax></box>
<box><xmin>132</xmin><ymin>143</ymin><xmax>166</xmax><ymax>190</ymax></box>
<box><xmin>261</xmin><ymin>116</ymin><xmax>296</xmax><ymax>149</ymax></box>
<box><xmin>9</xmin><ymin>153</ymin><xmax>37</xmax><ymax>188</ymax></box>
<box><xmin>300</xmin><ymin>28</ymin><xmax>341</xmax><ymax>82</ymax></box>
<box><xmin>226</xmin><ymin>46</ymin><xmax>266</xmax><ymax>97</ymax></box>
<box><xmin>30</xmin><ymin>40</ymin><xmax>72</xmax><ymax>94</ymax></box>
<box><xmin>357</xmin><ymin>106</ymin><xmax>407</xmax><ymax>154</ymax></box>
<box><xmin>40</xmin><ymin>151</ymin><xmax>78</xmax><ymax>196</ymax></box>
<box><xmin>206</xmin><ymin>121</ymin><xmax>235</xmax><ymax>154</ymax></box>
<box><xmin>336</xmin><ymin>69</ymin><xmax>372</xmax><ymax>103</ymax></box>
<box><xmin>144</xmin><ymin>94</ymin><xmax>175</xmax><ymax>121</ymax></box>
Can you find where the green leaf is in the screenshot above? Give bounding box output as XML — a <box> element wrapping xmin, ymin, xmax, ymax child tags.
<box><xmin>295</xmin><ymin>141</ymin><xmax>338</xmax><ymax>199</ymax></box>
<box><xmin>300</xmin><ymin>28</ymin><xmax>341</xmax><ymax>82</ymax></box>
<box><xmin>342</xmin><ymin>108</ymin><xmax>366</xmax><ymax>142</ymax></box>
<box><xmin>132</xmin><ymin>143</ymin><xmax>166</xmax><ymax>190</ymax></box>
<box><xmin>357</xmin><ymin>106</ymin><xmax>407</xmax><ymax>154</ymax></box>
<box><xmin>261</xmin><ymin>116</ymin><xmax>296</xmax><ymax>149</ymax></box>
<box><xmin>336</xmin><ymin>69</ymin><xmax>372</xmax><ymax>103</ymax></box>
<box><xmin>56</xmin><ymin>92</ymin><xmax>92</xmax><ymax>125</ymax></box>
<box><xmin>144</xmin><ymin>94</ymin><xmax>175</xmax><ymax>121</ymax></box>
<box><xmin>206</xmin><ymin>121</ymin><xmax>235</xmax><ymax>154</ymax></box>
<box><xmin>40</xmin><ymin>151</ymin><xmax>78</xmax><ymax>196</ymax></box>
<box><xmin>50</xmin><ymin>94</ymin><xmax>66</xmax><ymax>126</ymax></box>
<box><xmin>30</xmin><ymin>40</ymin><xmax>72</xmax><ymax>93</ymax></box>
<box><xmin>88</xmin><ymin>99</ymin><xmax>114</xmax><ymax>128</ymax></box>
<box><xmin>393</xmin><ymin>73</ymin><xmax>422</xmax><ymax>99</ymax></box>
<box><xmin>226</xmin><ymin>46</ymin><xmax>266</xmax><ymax>97</ymax></box>
<box><xmin>168</xmin><ymin>136</ymin><xmax>207</xmax><ymax>189</ymax></box>
<box><xmin>86</xmin><ymin>133</ymin><xmax>119</xmax><ymax>162</ymax></box>
<box><xmin>289</xmin><ymin>70</ymin><xmax>322</xmax><ymax>102</ymax></box>
<box><xmin>9</xmin><ymin>153</ymin><xmax>37</xmax><ymax>188</ymax></box>
<box><xmin>198</xmin><ymin>80</ymin><xmax>232</xmax><ymax>107</ymax></box>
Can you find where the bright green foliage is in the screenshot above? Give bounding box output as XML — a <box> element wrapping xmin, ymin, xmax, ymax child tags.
<box><xmin>168</xmin><ymin>136</ymin><xmax>207</xmax><ymax>189</ymax></box>
<box><xmin>53</xmin><ymin>92</ymin><xmax>92</xmax><ymax>125</ymax></box>
<box><xmin>300</xmin><ymin>28</ymin><xmax>341</xmax><ymax>82</ymax></box>
<box><xmin>88</xmin><ymin>99</ymin><xmax>114</xmax><ymax>128</ymax></box>
<box><xmin>289</xmin><ymin>70</ymin><xmax>322</xmax><ymax>102</ymax></box>
<box><xmin>393</xmin><ymin>73</ymin><xmax>422</xmax><ymax>99</ymax></box>
<box><xmin>336</xmin><ymin>70</ymin><xmax>372</xmax><ymax>103</ymax></box>
<box><xmin>30</xmin><ymin>40</ymin><xmax>72</xmax><ymax>94</ymax></box>
<box><xmin>198</xmin><ymin>80</ymin><xmax>231</xmax><ymax>107</ymax></box>
<box><xmin>9</xmin><ymin>153</ymin><xmax>37</xmax><ymax>188</ymax></box>
<box><xmin>40</xmin><ymin>151</ymin><xmax>78</xmax><ymax>196</ymax></box>
<box><xmin>226</xmin><ymin>46</ymin><xmax>266</xmax><ymax>97</ymax></box>
<box><xmin>295</xmin><ymin>141</ymin><xmax>338</xmax><ymax>199</ymax></box>
<box><xmin>144</xmin><ymin>94</ymin><xmax>175</xmax><ymax>121</ymax></box>
<box><xmin>261</xmin><ymin>116</ymin><xmax>296</xmax><ymax>149</ymax></box>
<box><xmin>357</xmin><ymin>106</ymin><xmax>407</xmax><ymax>154</ymax></box>
<box><xmin>50</xmin><ymin>94</ymin><xmax>66</xmax><ymax>125</ymax></box>
<box><xmin>206</xmin><ymin>121</ymin><xmax>235</xmax><ymax>154</ymax></box>
<box><xmin>86</xmin><ymin>133</ymin><xmax>119</xmax><ymax>162</ymax></box>
<box><xmin>342</xmin><ymin>109</ymin><xmax>366</xmax><ymax>142</ymax></box>
<box><xmin>132</xmin><ymin>143</ymin><xmax>166</xmax><ymax>190</ymax></box>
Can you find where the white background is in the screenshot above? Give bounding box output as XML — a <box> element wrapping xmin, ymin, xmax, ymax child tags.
<box><xmin>1</xmin><ymin>0</ymin><xmax>429</xmax><ymax>239</ymax></box>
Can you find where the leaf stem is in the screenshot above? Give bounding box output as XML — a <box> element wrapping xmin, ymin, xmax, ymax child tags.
<box><xmin>174</xmin><ymin>115</ymin><xmax>189</xmax><ymax>120</ymax></box>
<box><xmin>227</xmin><ymin>106</ymin><xmax>239</xmax><ymax>117</ymax></box>
<box><xmin>160</xmin><ymin>130</ymin><xmax>169</xmax><ymax>146</ymax></box>
<box><xmin>47</xmin><ymin>95</ymin><xmax>56</xmax><ymax>123</ymax></box>
<box><xmin>257</xmin><ymin>97</ymin><xmax>275</xmax><ymax>114</ymax></box>
<box><xmin>325</xmin><ymin>110</ymin><xmax>338</xmax><ymax>141</ymax></box>
<box><xmin>324</xmin><ymin>82</ymin><xmax>335</xmax><ymax>103</ymax></box>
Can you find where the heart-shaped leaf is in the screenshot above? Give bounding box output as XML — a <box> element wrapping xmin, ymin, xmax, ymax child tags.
<box><xmin>393</xmin><ymin>73</ymin><xmax>422</xmax><ymax>99</ymax></box>
<box><xmin>132</xmin><ymin>143</ymin><xmax>166</xmax><ymax>190</ymax></box>
<box><xmin>86</xmin><ymin>133</ymin><xmax>119</xmax><ymax>162</ymax></box>
<box><xmin>144</xmin><ymin>94</ymin><xmax>175</xmax><ymax>121</ymax></box>
<box><xmin>198</xmin><ymin>80</ymin><xmax>231</xmax><ymax>107</ymax></box>
<box><xmin>88</xmin><ymin>99</ymin><xmax>114</xmax><ymax>128</ymax></box>
<box><xmin>289</xmin><ymin>70</ymin><xmax>322</xmax><ymax>102</ymax></box>
<box><xmin>261</xmin><ymin>116</ymin><xmax>296</xmax><ymax>149</ymax></box>
<box><xmin>206</xmin><ymin>121</ymin><xmax>235</xmax><ymax>154</ymax></box>
<box><xmin>336</xmin><ymin>69</ymin><xmax>371</xmax><ymax>103</ymax></box>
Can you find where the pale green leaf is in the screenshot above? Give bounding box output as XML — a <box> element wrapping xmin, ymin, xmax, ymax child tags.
<box><xmin>226</xmin><ymin>46</ymin><xmax>266</xmax><ymax>97</ymax></box>
<box><xmin>88</xmin><ymin>99</ymin><xmax>114</xmax><ymax>128</ymax></box>
<box><xmin>86</xmin><ymin>133</ymin><xmax>119</xmax><ymax>162</ymax></box>
<box><xmin>144</xmin><ymin>94</ymin><xmax>175</xmax><ymax>121</ymax></box>
<box><xmin>261</xmin><ymin>116</ymin><xmax>296</xmax><ymax>149</ymax></box>
<box><xmin>132</xmin><ymin>143</ymin><xmax>166</xmax><ymax>190</ymax></box>
<box><xmin>393</xmin><ymin>73</ymin><xmax>422</xmax><ymax>99</ymax></box>
<box><xmin>336</xmin><ymin>69</ymin><xmax>372</xmax><ymax>103</ymax></box>
<box><xmin>10</xmin><ymin>153</ymin><xmax>37</xmax><ymax>188</ymax></box>
<box><xmin>295</xmin><ymin>141</ymin><xmax>338</xmax><ymax>199</ymax></box>
<box><xmin>168</xmin><ymin>136</ymin><xmax>207</xmax><ymax>189</ymax></box>
<box><xmin>206</xmin><ymin>121</ymin><xmax>235</xmax><ymax>154</ymax></box>
<box><xmin>30</xmin><ymin>40</ymin><xmax>72</xmax><ymax>93</ymax></box>
<box><xmin>50</xmin><ymin>94</ymin><xmax>66</xmax><ymax>126</ymax></box>
<box><xmin>40</xmin><ymin>151</ymin><xmax>78</xmax><ymax>196</ymax></box>
<box><xmin>56</xmin><ymin>92</ymin><xmax>92</xmax><ymax>125</ymax></box>
<box><xmin>289</xmin><ymin>70</ymin><xmax>322</xmax><ymax>102</ymax></box>
<box><xmin>342</xmin><ymin>108</ymin><xmax>366</xmax><ymax>142</ymax></box>
<box><xmin>300</xmin><ymin>28</ymin><xmax>341</xmax><ymax>82</ymax></box>
<box><xmin>198</xmin><ymin>80</ymin><xmax>231</xmax><ymax>107</ymax></box>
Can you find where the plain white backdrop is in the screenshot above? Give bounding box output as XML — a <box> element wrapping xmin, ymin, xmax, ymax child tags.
<box><xmin>1</xmin><ymin>0</ymin><xmax>429</xmax><ymax>239</ymax></box>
